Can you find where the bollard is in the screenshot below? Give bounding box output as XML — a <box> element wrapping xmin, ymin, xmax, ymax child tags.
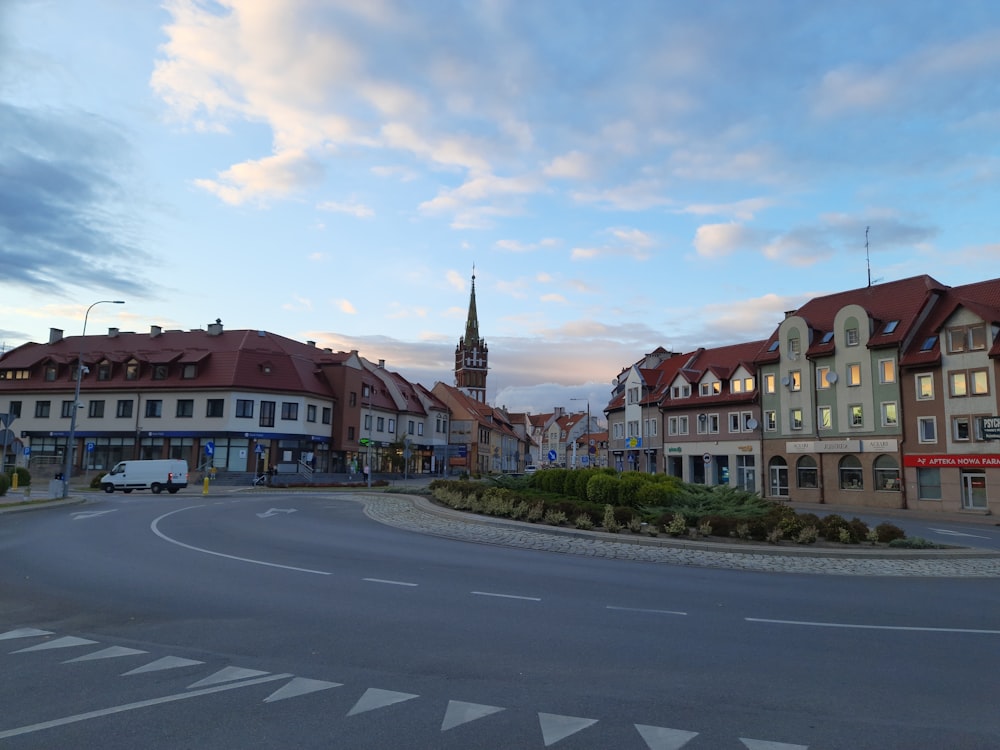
<box><xmin>203</xmin><ymin>476</ymin><xmax>210</xmax><ymax>495</ymax></box>
<box><xmin>11</xmin><ymin>473</ymin><xmax>17</xmax><ymax>490</ymax></box>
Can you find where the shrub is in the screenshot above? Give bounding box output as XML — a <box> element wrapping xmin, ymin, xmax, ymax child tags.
<box><xmin>874</xmin><ymin>523</ymin><xmax>906</xmax><ymax>543</ymax></box>
<box><xmin>0</xmin><ymin>474</ymin><xmax>8</xmax><ymax>496</ymax></box>
<box><xmin>889</xmin><ymin>537</ymin><xmax>940</xmax><ymax>549</ymax></box>
<box><xmin>527</xmin><ymin>501</ymin><xmax>546</xmax><ymax>522</ymax></box>
<box><xmin>627</xmin><ymin>516</ymin><xmax>643</xmax><ymax>533</ymax></box>
<box><xmin>697</xmin><ymin>520</ymin><xmax>713</xmax><ymax>537</ymax></box>
<box><xmin>586</xmin><ymin>473</ymin><xmax>618</xmax><ymax>505</ymax></box>
<box><xmin>542</xmin><ymin>509</ymin><xmax>567</xmax><ymax>526</ymax></box>
<box><xmin>602</xmin><ymin>504</ymin><xmax>621</xmax><ymax>533</ymax></box>
<box><xmin>818</xmin><ymin>514</ymin><xmax>848</xmax><ymax>542</ymax></box>
<box><xmin>766</xmin><ymin>527</ymin><xmax>785</xmax><ymax>544</ymax></box>
<box><xmin>510</xmin><ymin>501</ymin><xmax>530</xmax><ymax>521</ymax></box>
<box><xmin>796</xmin><ymin>526</ymin><xmax>819</xmax><ymax>544</ymax></box>
<box><xmin>574</xmin><ymin>513</ymin><xmax>595</xmax><ymax>530</ymax></box>
<box><xmin>666</xmin><ymin>512</ymin><xmax>687</xmax><ymax>537</ymax></box>
<box><xmin>7</xmin><ymin>467</ymin><xmax>30</xmax><ymax>487</ymax></box>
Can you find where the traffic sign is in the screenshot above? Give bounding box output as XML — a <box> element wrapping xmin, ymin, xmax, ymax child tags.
<box><xmin>86</xmin><ymin>442</ymin><xmax>95</xmax><ymax>452</ymax></box>
<box><xmin>205</xmin><ymin>441</ymin><xmax>215</xmax><ymax>456</ymax></box>
<box><xmin>703</xmin><ymin>453</ymin><xmax>712</xmax><ymax>464</ymax></box>
<box><xmin>255</xmin><ymin>444</ymin><xmax>265</xmax><ymax>454</ymax></box>
<box><xmin>548</xmin><ymin>450</ymin><xmax>557</xmax><ymax>461</ymax></box>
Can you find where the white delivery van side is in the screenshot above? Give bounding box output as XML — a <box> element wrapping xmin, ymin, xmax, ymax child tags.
<box><xmin>99</xmin><ymin>459</ymin><xmax>189</xmax><ymax>494</ymax></box>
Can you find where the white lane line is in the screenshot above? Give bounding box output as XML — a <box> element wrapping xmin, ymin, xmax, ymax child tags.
<box><xmin>150</xmin><ymin>506</ymin><xmax>331</xmax><ymax>576</ymax></box>
<box><xmin>0</xmin><ymin>673</ymin><xmax>291</xmax><ymax>739</ymax></box>
<box><xmin>747</xmin><ymin>617</ymin><xmax>1000</xmax><ymax>635</ymax></box>
<box><xmin>927</xmin><ymin>527</ymin><xmax>991</xmax><ymax>539</ymax></box>
<box><xmin>363</xmin><ymin>578</ymin><xmax>418</xmax><ymax>587</ymax></box>
<box><xmin>607</xmin><ymin>605</ymin><xmax>687</xmax><ymax>616</ymax></box>
<box><xmin>471</xmin><ymin>591</ymin><xmax>541</xmax><ymax>601</ymax></box>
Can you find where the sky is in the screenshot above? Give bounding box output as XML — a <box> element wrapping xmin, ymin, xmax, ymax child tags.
<box><xmin>2</xmin><ymin>1</ymin><xmax>999</xmax><ymax>418</ymax></box>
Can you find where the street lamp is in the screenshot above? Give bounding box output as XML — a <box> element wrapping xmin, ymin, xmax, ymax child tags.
<box><xmin>570</xmin><ymin>397</ymin><xmax>592</xmax><ymax>469</ymax></box>
<box><xmin>62</xmin><ymin>300</ymin><xmax>125</xmax><ymax>498</ymax></box>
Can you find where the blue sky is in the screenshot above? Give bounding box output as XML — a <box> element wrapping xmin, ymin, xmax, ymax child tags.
<box><xmin>2</xmin><ymin>0</ymin><xmax>999</xmax><ymax>416</ymax></box>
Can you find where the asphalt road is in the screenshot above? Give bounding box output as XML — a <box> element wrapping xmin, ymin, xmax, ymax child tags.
<box><xmin>1</xmin><ymin>490</ymin><xmax>998</xmax><ymax>749</ymax></box>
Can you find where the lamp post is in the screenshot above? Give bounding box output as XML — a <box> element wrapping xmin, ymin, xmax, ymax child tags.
<box><xmin>570</xmin><ymin>397</ymin><xmax>592</xmax><ymax>468</ymax></box>
<box><xmin>62</xmin><ymin>300</ymin><xmax>125</xmax><ymax>498</ymax></box>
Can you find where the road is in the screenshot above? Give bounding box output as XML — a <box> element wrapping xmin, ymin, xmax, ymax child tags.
<box><xmin>1</xmin><ymin>490</ymin><xmax>998</xmax><ymax>749</ymax></box>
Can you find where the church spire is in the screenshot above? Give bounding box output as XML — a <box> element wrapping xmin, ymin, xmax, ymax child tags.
<box><xmin>454</xmin><ymin>265</ymin><xmax>488</xmax><ymax>403</ymax></box>
<box><xmin>465</xmin><ymin>266</ymin><xmax>480</xmax><ymax>344</ymax></box>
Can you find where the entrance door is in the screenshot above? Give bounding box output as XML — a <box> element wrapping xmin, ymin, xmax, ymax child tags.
<box><xmin>961</xmin><ymin>472</ymin><xmax>988</xmax><ymax>510</ymax></box>
<box><xmin>769</xmin><ymin>458</ymin><xmax>788</xmax><ymax>497</ymax></box>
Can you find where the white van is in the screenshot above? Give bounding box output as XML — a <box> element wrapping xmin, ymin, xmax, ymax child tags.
<box><xmin>99</xmin><ymin>459</ymin><xmax>189</xmax><ymax>494</ymax></box>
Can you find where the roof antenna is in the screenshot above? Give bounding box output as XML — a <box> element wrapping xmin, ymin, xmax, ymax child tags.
<box><xmin>866</xmin><ymin>226</ymin><xmax>871</xmax><ymax>288</ymax></box>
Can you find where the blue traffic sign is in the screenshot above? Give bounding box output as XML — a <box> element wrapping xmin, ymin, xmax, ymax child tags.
<box><xmin>205</xmin><ymin>441</ymin><xmax>215</xmax><ymax>456</ymax></box>
<box><xmin>548</xmin><ymin>450</ymin><xmax>557</xmax><ymax>461</ymax></box>
<box><xmin>23</xmin><ymin>446</ymin><xmax>31</xmax><ymax>456</ymax></box>
<box><xmin>255</xmin><ymin>444</ymin><xmax>265</xmax><ymax>454</ymax></box>
<box><xmin>86</xmin><ymin>442</ymin><xmax>95</xmax><ymax>452</ymax></box>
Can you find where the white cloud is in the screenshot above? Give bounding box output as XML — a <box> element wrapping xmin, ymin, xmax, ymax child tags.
<box><xmin>194</xmin><ymin>149</ymin><xmax>324</xmax><ymax>205</ymax></box>
<box><xmin>543</xmin><ymin>150</ymin><xmax>593</xmax><ymax>180</ymax></box>
<box><xmin>335</xmin><ymin>298</ymin><xmax>357</xmax><ymax>314</ymax></box>
<box><xmin>693</xmin><ymin>222</ymin><xmax>757</xmax><ymax>259</ymax></box>
<box><xmin>317</xmin><ymin>198</ymin><xmax>375</xmax><ymax>218</ymax></box>
<box><xmin>680</xmin><ymin>197</ymin><xmax>775</xmax><ymax>221</ymax></box>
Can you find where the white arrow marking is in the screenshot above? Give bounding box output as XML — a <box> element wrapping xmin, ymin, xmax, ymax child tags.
<box><xmin>0</xmin><ymin>628</ymin><xmax>53</xmax><ymax>641</ymax></box>
<box><xmin>441</xmin><ymin>700</ymin><xmax>505</xmax><ymax>731</ymax></box>
<box><xmin>122</xmin><ymin>656</ymin><xmax>204</xmax><ymax>675</ymax></box>
<box><xmin>538</xmin><ymin>713</ymin><xmax>599</xmax><ymax>746</ymax></box>
<box><xmin>346</xmin><ymin>688</ymin><xmax>419</xmax><ymax>716</ymax></box>
<box><xmin>12</xmin><ymin>636</ymin><xmax>98</xmax><ymax>653</ymax></box>
<box><xmin>64</xmin><ymin>646</ymin><xmax>147</xmax><ymax>663</ymax></box>
<box><xmin>928</xmin><ymin>527</ymin><xmax>990</xmax><ymax>539</ymax></box>
<box><xmin>187</xmin><ymin>666</ymin><xmax>271</xmax><ymax>689</ymax></box>
<box><xmin>741</xmin><ymin>739</ymin><xmax>809</xmax><ymax>750</ymax></box>
<box><xmin>264</xmin><ymin>677</ymin><xmax>343</xmax><ymax>703</ymax></box>
<box><xmin>635</xmin><ymin>724</ymin><xmax>700</xmax><ymax>749</ymax></box>
<box><xmin>256</xmin><ymin>508</ymin><xmax>297</xmax><ymax>518</ymax></box>
<box><xmin>71</xmin><ymin>510</ymin><xmax>117</xmax><ymax>520</ymax></box>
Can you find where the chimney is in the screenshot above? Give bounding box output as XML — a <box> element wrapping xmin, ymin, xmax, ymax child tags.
<box><xmin>150</xmin><ymin>325</ymin><xmax>162</xmax><ymax>337</ymax></box>
<box><xmin>207</xmin><ymin>320</ymin><xmax>223</xmax><ymax>336</ymax></box>
<box><xmin>108</xmin><ymin>327</ymin><xmax>119</xmax><ymax>338</ymax></box>
<box><xmin>307</xmin><ymin>340</ymin><xmax>316</xmax><ymax>347</ymax></box>
<box><xmin>49</xmin><ymin>328</ymin><xmax>64</xmax><ymax>344</ymax></box>
<box><xmin>378</xmin><ymin>359</ymin><xmax>385</xmax><ymax>368</ymax></box>
<box><xmin>784</xmin><ymin>310</ymin><xmax>797</xmax><ymax>319</ymax></box>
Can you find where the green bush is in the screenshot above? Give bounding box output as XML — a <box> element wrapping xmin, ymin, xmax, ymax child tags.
<box><xmin>874</xmin><ymin>522</ymin><xmax>906</xmax><ymax>543</ymax></box>
<box><xmin>602</xmin><ymin>504</ymin><xmax>621</xmax><ymax>533</ymax></box>
<box><xmin>889</xmin><ymin>536</ymin><xmax>940</xmax><ymax>549</ymax></box>
<box><xmin>0</xmin><ymin>473</ymin><xmax>8</xmax><ymax>496</ymax></box>
<box><xmin>6</xmin><ymin>467</ymin><xmax>30</xmax><ymax>487</ymax></box>
<box><xmin>586</xmin><ymin>473</ymin><xmax>618</xmax><ymax>505</ymax></box>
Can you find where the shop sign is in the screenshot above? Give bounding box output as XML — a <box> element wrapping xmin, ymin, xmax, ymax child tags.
<box><xmin>904</xmin><ymin>454</ymin><xmax>1000</xmax><ymax>468</ymax></box>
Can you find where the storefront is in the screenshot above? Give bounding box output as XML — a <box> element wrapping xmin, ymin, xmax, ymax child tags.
<box><xmin>904</xmin><ymin>454</ymin><xmax>999</xmax><ymax>513</ymax></box>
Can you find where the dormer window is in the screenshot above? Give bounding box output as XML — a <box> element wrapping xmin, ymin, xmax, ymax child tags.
<box><xmin>152</xmin><ymin>364</ymin><xmax>168</xmax><ymax>380</ymax></box>
<box><xmin>125</xmin><ymin>359</ymin><xmax>139</xmax><ymax>380</ymax></box>
<box><xmin>182</xmin><ymin>363</ymin><xmax>198</xmax><ymax>379</ymax></box>
<box><xmin>97</xmin><ymin>361</ymin><xmax>112</xmax><ymax>381</ymax></box>
<box><xmin>883</xmin><ymin>320</ymin><xmax>899</xmax><ymax>334</ymax></box>
<box><xmin>846</xmin><ymin>327</ymin><xmax>860</xmax><ymax>346</ymax></box>
<box><xmin>44</xmin><ymin>364</ymin><xmax>58</xmax><ymax>381</ymax></box>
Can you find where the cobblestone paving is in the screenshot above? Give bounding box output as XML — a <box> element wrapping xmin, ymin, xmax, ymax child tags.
<box><xmin>361</xmin><ymin>494</ymin><xmax>1000</xmax><ymax>578</ymax></box>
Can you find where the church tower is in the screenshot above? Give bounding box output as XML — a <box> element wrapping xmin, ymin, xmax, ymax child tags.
<box><xmin>454</xmin><ymin>269</ymin><xmax>489</xmax><ymax>403</ymax></box>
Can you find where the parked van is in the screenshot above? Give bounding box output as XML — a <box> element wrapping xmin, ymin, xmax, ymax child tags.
<box><xmin>99</xmin><ymin>459</ymin><xmax>189</xmax><ymax>494</ymax></box>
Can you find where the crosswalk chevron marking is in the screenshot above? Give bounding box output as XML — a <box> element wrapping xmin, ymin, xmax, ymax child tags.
<box><xmin>64</xmin><ymin>646</ymin><xmax>148</xmax><ymax>663</ymax></box>
<box><xmin>440</xmin><ymin>700</ymin><xmax>505</xmax><ymax>731</ymax></box>
<box><xmin>11</xmin><ymin>636</ymin><xmax>98</xmax><ymax>653</ymax></box>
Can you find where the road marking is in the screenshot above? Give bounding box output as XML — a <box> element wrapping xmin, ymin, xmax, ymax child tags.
<box><xmin>346</xmin><ymin>687</ymin><xmax>419</xmax><ymax>716</ymax></box>
<box><xmin>264</xmin><ymin>677</ymin><xmax>343</xmax><ymax>703</ymax></box>
<box><xmin>0</xmin><ymin>628</ymin><xmax>53</xmax><ymax>640</ymax></box>
<box><xmin>123</xmin><ymin>656</ymin><xmax>204</xmax><ymax>675</ymax></box>
<box><xmin>150</xmin><ymin>506</ymin><xmax>331</xmax><ymax>576</ymax></box>
<box><xmin>257</xmin><ymin>508</ymin><xmax>297</xmax><ymax>518</ymax></box>
<box><xmin>363</xmin><ymin>577</ymin><xmax>418</xmax><ymax>587</ymax></box>
<box><xmin>471</xmin><ymin>591</ymin><xmax>541</xmax><ymax>601</ymax></box>
<box><xmin>71</xmin><ymin>510</ymin><xmax>118</xmax><ymax>520</ymax></box>
<box><xmin>64</xmin><ymin>646</ymin><xmax>147</xmax><ymax>663</ymax></box>
<box><xmin>0</xmin><ymin>673</ymin><xmax>291</xmax><ymax>739</ymax></box>
<box><xmin>928</xmin><ymin>527</ymin><xmax>991</xmax><ymax>539</ymax></box>
<box><xmin>741</xmin><ymin>739</ymin><xmax>809</xmax><ymax>749</ymax></box>
<box><xmin>188</xmin><ymin>666</ymin><xmax>271</xmax><ymax>688</ymax></box>
<box><xmin>11</xmin><ymin>636</ymin><xmax>98</xmax><ymax>653</ymax></box>
<box><xmin>607</xmin><ymin>605</ymin><xmax>687</xmax><ymax>616</ymax></box>
<box><xmin>634</xmin><ymin>724</ymin><xmax>699</xmax><ymax>749</ymax></box>
<box><xmin>539</xmin><ymin>712</ymin><xmax>598</xmax><ymax>747</ymax></box>
<box><xmin>441</xmin><ymin>700</ymin><xmax>505</xmax><ymax>731</ymax></box>
<box><xmin>747</xmin><ymin>617</ymin><xmax>1000</xmax><ymax>635</ymax></box>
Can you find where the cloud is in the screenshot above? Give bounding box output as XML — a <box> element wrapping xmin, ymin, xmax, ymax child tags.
<box><xmin>571</xmin><ymin>226</ymin><xmax>658</xmax><ymax>261</ymax></box>
<box><xmin>445</xmin><ymin>270</ymin><xmax>466</xmax><ymax>291</ymax></box>
<box><xmin>693</xmin><ymin>222</ymin><xmax>759</xmax><ymax>259</ymax></box>
<box><xmin>543</xmin><ymin>150</ymin><xmax>593</xmax><ymax>180</ymax></box>
<box><xmin>0</xmin><ymin>102</ymin><xmax>152</xmax><ymax>296</ymax></box>
<box><xmin>334</xmin><ymin>299</ymin><xmax>357</xmax><ymax>314</ymax></box>
<box><xmin>496</xmin><ymin>237</ymin><xmax>560</xmax><ymax>253</ymax></box>
<box><xmin>195</xmin><ymin>149</ymin><xmax>325</xmax><ymax>205</ymax></box>
<box><xmin>680</xmin><ymin>197</ymin><xmax>775</xmax><ymax>221</ymax></box>
<box><xmin>317</xmin><ymin>198</ymin><xmax>375</xmax><ymax>218</ymax></box>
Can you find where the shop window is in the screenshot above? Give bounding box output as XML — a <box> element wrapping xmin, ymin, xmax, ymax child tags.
<box><xmin>839</xmin><ymin>455</ymin><xmax>863</xmax><ymax>490</ymax></box>
<box><xmin>917</xmin><ymin>468</ymin><xmax>942</xmax><ymax>500</ymax></box>
<box><xmin>796</xmin><ymin>456</ymin><xmax>818</xmax><ymax>489</ymax></box>
<box><xmin>873</xmin><ymin>455</ymin><xmax>900</xmax><ymax>491</ymax></box>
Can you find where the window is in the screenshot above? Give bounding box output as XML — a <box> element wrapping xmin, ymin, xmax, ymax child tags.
<box><xmin>668</xmin><ymin>417</ymin><xmax>679</xmax><ymax>435</ymax></box>
<box><xmin>917</xmin><ymin>468</ymin><xmax>942</xmax><ymax>500</ymax></box>
<box><xmin>764</xmin><ymin>410</ymin><xmax>776</xmax><ymax>431</ymax></box>
<box><xmin>846</xmin><ymin>327</ymin><xmax>859</xmax><ymax>346</ymax></box>
<box><xmin>915</xmin><ymin>373</ymin><xmax>934</xmax><ymax>400</ymax></box>
<box><xmin>145</xmin><ymin>400</ymin><xmax>162</xmax><ymax>418</ymax></box>
<box><xmin>731</xmin><ymin>379</ymin><xmax>743</xmax><ymax>394</ymax></box>
<box><xmin>44</xmin><ymin>364</ymin><xmax>57</xmax><ymax>381</ymax></box>
<box><xmin>796</xmin><ymin>456</ymin><xmax>818</xmax><ymax>489</ymax></box>
<box><xmin>152</xmin><ymin>364</ymin><xmax>168</xmax><ymax>380</ymax></box>
<box><xmin>116</xmin><ymin>400</ymin><xmax>133</xmax><ymax>418</ymax></box>
<box><xmin>767</xmin><ymin>340</ymin><xmax>780</xmax><ymax>352</ymax></box>
<box><xmin>953</xmin><ymin>417</ymin><xmax>971</xmax><ymax>441</ymax></box>
<box><xmin>364</xmin><ymin>413</ymin><xmax>372</xmax><ymax>431</ymax></box>
<box><xmin>259</xmin><ymin>401</ymin><xmax>275</xmax><ymax>427</ymax></box>
<box><xmin>677</xmin><ymin>415</ymin><xmax>688</xmax><ymax>434</ymax></box>
<box><xmin>708</xmin><ymin>414</ymin><xmax>719</xmax><ymax>434</ymax></box>
<box><xmin>743</xmin><ymin>377</ymin><xmax>754</xmax><ymax>392</ymax></box>
<box><xmin>206</xmin><ymin>399</ymin><xmax>224</xmax><ymax>418</ymax></box>
<box><xmin>281</xmin><ymin>402</ymin><xmax>299</xmax><ymax>421</ymax></box>
<box><xmin>839</xmin><ymin>455</ymin><xmax>863</xmax><ymax>489</ymax></box>
<box><xmin>883</xmin><ymin>320</ymin><xmax>899</xmax><ymax>334</ymax></box>
<box><xmin>874</xmin><ymin>455</ymin><xmax>901</xmax><ymax>491</ymax></box>
<box><xmin>236</xmin><ymin>399</ymin><xmax>254</xmax><ymax>418</ymax></box>
<box><xmin>9</xmin><ymin>401</ymin><xmax>21</xmax><ymax>418</ymax></box>
<box><xmin>627</xmin><ymin>420</ymin><xmax>640</xmax><ymax>437</ymax></box>
<box><xmin>879</xmin><ymin>359</ymin><xmax>896</xmax><ymax>384</ymax></box>
<box><xmin>849</xmin><ymin>404</ymin><xmax>864</xmax><ymax>427</ymax></box>
<box><xmin>321</xmin><ymin>407</ymin><xmax>331</xmax><ymax>424</ymax></box>
<box><xmin>729</xmin><ymin>413</ymin><xmax>740</xmax><ymax>433</ymax></box>
<box><xmin>644</xmin><ymin>418</ymin><xmax>657</xmax><ymax>437</ymax></box>
<box><xmin>181</xmin><ymin>363</ymin><xmax>198</xmax><ymax>379</ymax></box>
<box><xmin>741</xmin><ymin>412</ymin><xmax>754</xmax><ymax>431</ymax></box>
<box><xmin>971</xmin><ymin>369</ymin><xmax>989</xmax><ymax>395</ymax></box>
<box><xmin>700</xmin><ymin>383</ymin><xmax>710</xmax><ymax>396</ymax></box>
<box><xmin>820</xmin><ymin>331</ymin><xmax>835</xmax><ymax>344</ymax></box>
<box><xmin>407</xmin><ymin>420</ymin><xmax>415</xmax><ymax>435</ymax></box>
<box><xmin>816</xmin><ymin>367</ymin><xmax>831</xmax><ymax>389</ymax></box>
<box><xmin>846</xmin><ymin>363</ymin><xmax>861</xmax><ymax>386</ymax></box>
<box><xmin>764</xmin><ymin>373</ymin><xmax>776</xmax><ymax>394</ymax></box>
<box><xmin>376</xmin><ymin>416</ymin><xmax>385</xmax><ymax>432</ymax></box>
<box><xmin>388</xmin><ymin>418</ymin><xmax>396</xmax><ymax>433</ymax></box>
<box><xmin>125</xmin><ymin>360</ymin><xmax>139</xmax><ymax>380</ymax></box>
<box><xmin>306</xmin><ymin>405</ymin><xmax>316</xmax><ymax>422</ymax></box>
<box><xmin>950</xmin><ymin>371</ymin><xmax>968</xmax><ymax>397</ymax></box>
<box><xmin>789</xmin><ymin>370</ymin><xmax>801</xmax><ymax>391</ymax></box>
<box><xmin>818</xmin><ymin>406</ymin><xmax>832</xmax><ymax>430</ymax></box>
<box><xmin>948</xmin><ymin>324</ymin><xmax>988</xmax><ymax>353</ymax></box>
<box><xmin>881</xmin><ymin>402</ymin><xmax>898</xmax><ymax>427</ymax></box>
<box><xmin>61</xmin><ymin>400</ymin><xmax>74</xmax><ymax>418</ymax></box>
<box><xmin>347</xmin><ymin>426</ymin><xmax>355</xmax><ymax>440</ymax></box>
<box><xmin>627</xmin><ymin>386</ymin><xmax>640</xmax><ymax>404</ymax></box>
<box><xmin>920</xmin><ymin>336</ymin><xmax>937</xmax><ymax>352</ymax></box>
<box><xmin>918</xmin><ymin>417</ymin><xmax>936</xmax><ymax>443</ymax></box>
<box><xmin>88</xmin><ymin>400</ymin><xmax>105</xmax><ymax>418</ymax></box>
<box><xmin>176</xmin><ymin>399</ymin><xmax>194</xmax><ymax>418</ymax></box>
<box><xmin>35</xmin><ymin>400</ymin><xmax>51</xmax><ymax>418</ymax></box>
<box><xmin>788</xmin><ymin>336</ymin><xmax>801</xmax><ymax>359</ymax></box>
<box><xmin>790</xmin><ymin>408</ymin><xmax>803</xmax><ymax>430</ymax></box>
<box><xmin>97</xmin><ymin>361</ymin><xmax>112</xmax><ymax>381</ymax></box>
